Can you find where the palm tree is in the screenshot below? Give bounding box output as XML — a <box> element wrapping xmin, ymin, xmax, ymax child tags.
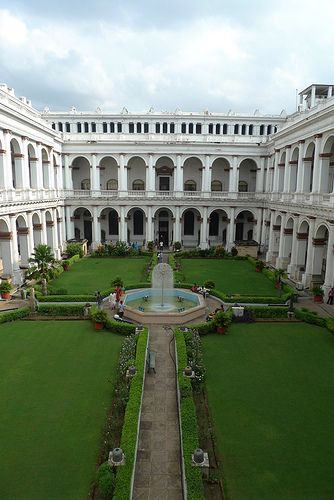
<box><xmin>27</xmin><ymin>244</ymin><xmax>57</xmax><ymax>282</ymax></box>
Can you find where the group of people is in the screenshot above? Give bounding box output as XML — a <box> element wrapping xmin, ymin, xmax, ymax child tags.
<box><xmin>95</xmin><ymin>286</ymin><xmax>126</xmax><ymax>318</ymax></box>
<box><xmin>191</xmin><ymin>283</ymin><xmax>210</xmax><ymax>298</ymax></box>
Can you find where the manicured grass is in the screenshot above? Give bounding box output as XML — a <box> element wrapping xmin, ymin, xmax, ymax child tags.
<box><xmin>181</xmin><ymin>259</ymin><xmax>280</xmax><ymax>295</ymax></box>
<box><xmin>202</xmin><ymin>323</ymin><xmax>334</xmax><ymax>500</ymax></box>
<box><xmin>0</xmin><ymin>320</ymin><xmax>123</xmax><ymax>500</ymax></box>
<box><xmin>50</xmin><ymin>257</ymin><xmax>149</xmax><ymax>294</ymax></box>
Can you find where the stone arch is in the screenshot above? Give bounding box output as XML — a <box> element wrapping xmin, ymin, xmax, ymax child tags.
<box><xmin>45</xmin><ymin>210</ymin><xmax>54</xmax><ymax>250</ymax></box>
<box><xmin>16</xmin><ymin>215</ymin><xmax>29</xmax><ymax>267</ymax></box>
<box><xmin>303</xmin><ymin>142</ymin><xmax>315</xmax><ymax>193</ymax></box>
<box><xmin>10</xmin><ymin>138</ymin><xmax>23</xmax><ymax>189</ymax></box>
<box><xmin>153</xmin><ymin>207</ymin><xmax>174</xmax><ymax>247</ymax></box>
<box><xmin>73</xmin><ymin>207</ymin><xmax>93</xmax><ymax>243</ymax></box>
<box><xmin>312</xmin><ymin>223</ymin><xmax>329</xmax><ymax>283</ymax></box>
<box><xmin>99</xmin><ymin>156</ymin><xmax>118</xmax><ymax>190</ymax></box>
<box><xmin>155</xmin><ymin>156</ymin><xmax>175</xmax><ymax>192</ymax></box>
<box><xmin>277</xmin><ymin>152</ymin><xmax>286</xmax><ymax>192</ymax></box>
<box><xmin>183</xmin><ymin>157</ymin><xmax>203</xmax><ymax>193</ymax></box>
<box><xmin>238</xmin><ymin>158</ymin><xmax>258</xmax><ymax>192</ymax></box>
<box><xmin>27</xmin><ymin>144</ymin><xmax>38</xmax><ymax>188</ymax></box>
<box><xmin>127</xmin><ymin>156</ymin><xmax>146</xmax><ymax>191</ymax></box>
<box><xmin>32</xmin><ymin>213</ymin><xmax>42</xmax><ymax>248</ymax></box>
<box><xmin>235</xmin><ymin>209</ymin><xmax>257</xmax><ymax>241</ymax></box>
<box><xmin>319</xmin><ymin>136</ymin><xmax>334</xmax><ymax>193</ymax></box>
<box><xmin>72</xmin><ymin>156</ymin><xmax>91</xmax><ymax>190</ymax></box>
<box><xmin>289</xmin><ymin>147</ymin><xmax>299</xmax><ymax>192</ymax></box>
<box><xmin>41</xmin><ymin>148</ymin><xmax>51</xmax><ymax>189</ymax></box>
<box><xmin>99</xmin><ymin>207</ymin><xmax>120</xmax><ymax>243</ymax></box>
<box><xmin>280</xmin><ymin>216</ymin><xmax>295</xmax><ymax>269</ymax></box>
<box><xmin>127</xmin><ymin>207</ymin><xmax>146</xmax><ymax>246</ymax></box>
<box><xmin>181</xmin><ymin>207</ymin><xmax>202</xmax><ymax>248</ymax></box>
<box><xmin>208</xmin><ymin>208</ymin><xmax>229</xmax><ymax>246</ymax></box>
<box><xmin>211</xmin><ymin>158</ymin><xmax>230</xmax><ymax>192</ymax></box>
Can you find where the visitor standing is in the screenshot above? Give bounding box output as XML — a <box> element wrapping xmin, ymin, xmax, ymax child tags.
<box><xmin>109</xmin><ymin>291</ymin><xmax>116</xmax><ymax>310</ymax></box>
<box><xmin>118</xmin><ymin>300</ymin><xmax>125</xmax><ymax>318</ymax></box>
<box><xmin>327</xmin><ymin>287</ymin><xmax>334</xmax><ymax>305</ymax></box>
<box><xmin>96</xmin><ymin>291</ymin><xmax>103</xmax><ymax>309</ymax></box>
<box><xmin>115</xmin><ymin>286</ymin><xmax>122</xmax><ymax>304</ymax></box>
<box><xmin>159</xmin><ymin>240</ymin><xmax>163</xmax><ymax>251</ymax></box>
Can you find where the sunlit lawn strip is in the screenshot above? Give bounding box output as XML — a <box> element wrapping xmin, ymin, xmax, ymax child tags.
<box><xmin>0</xmin><ymin>320</ymin><xmax>123</xmax><ymax>500</ymax></box>
<box><xmin>181</xmin><ymin>259</ymin><xmax>280</xmax><ymax>296</ymax></box>
<box><xmin>202</xmin><ymin>323</ymin><xmax>334</xmax><ymax>500</ymax></box>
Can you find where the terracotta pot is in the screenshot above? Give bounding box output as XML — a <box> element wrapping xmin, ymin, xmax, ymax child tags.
<box><xmin>63</xmin><ymin>265</ymin><xmax>69</xmax><ymax>271</ymax></box>
<box><xmin>255</xmin><ymin>268</ymin><xmax>261</xmax><ymax>272</ymax></box>
<box><xmin>216</xmin><ymin>326</ymin><xmax>226</xmax><ymax>334</ymax></box>
<box><xmin>313</xmin><ymin>295</ymin><xmax>323</xmax><ymax>303</ymax></box>
<box><xmin>1</xmin><ymin>292</ymin><xmax>11</xmax><ymax>300</ymax></box>
<box><xmin>94</xmin><ymin>321</ymin><xmax>104</xmax><ymax>330</ymax></box>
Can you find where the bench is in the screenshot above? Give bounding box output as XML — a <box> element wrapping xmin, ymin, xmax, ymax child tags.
<box><xmin>147</xmin><ymin>350</ymin><xmax>156</xmax><ymax>373</ymax></box>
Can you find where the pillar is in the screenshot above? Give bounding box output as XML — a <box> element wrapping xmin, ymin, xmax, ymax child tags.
<box><xmin>200</xmin><ymin>207</ymin><xmax>208</xmax><ymax>249</ymax></box>
<box><xmin>226</xmin><ymin>207</ymin><xmax>235</xmax><ymax>251</ymax></box>
<box><xmin>92</xmin><ymin>206</ymin><xmax>100</xmax><ymax>249</ymax></box>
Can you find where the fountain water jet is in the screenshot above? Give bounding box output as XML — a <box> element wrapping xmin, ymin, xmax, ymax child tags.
<box><xmin>152</xmin><ymin>263</ymin><xmax>173</xmax><ymax>310</ymax></box>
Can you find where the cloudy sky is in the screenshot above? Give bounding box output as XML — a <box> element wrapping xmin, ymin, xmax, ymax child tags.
<box><xmin>0</xmin><ymin>0</ymin><xmax>333</xmax><ymax>114</ymax></box>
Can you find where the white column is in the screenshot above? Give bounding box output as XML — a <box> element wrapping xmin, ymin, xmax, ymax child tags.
<box><xmin>302</xmin><ymin>219</ymin><xmax>316</xmax><ymax>288</ymax></box>
<box><xmin>276</xmin><ymin>213</ymin><xmax>288</xmax><ymax>268</ymax></box>
<box><xmin>26</xmin><ymin>212</ymin><xmax>35</xmax><ymax>255</ymax></box>
<box><xmin>295</xmin><ymin>141</ymin><xmax>305</xmax><ymax>193</ymax></box>
<box><xmin>311</xmin><ymin>135</ymin><xmax>322</xmax><ymax>193</ymax></box>
<box><xmin>52</xmin><ymin>208</ymin><xmax>60</xmax><ymax>259</ymax></box>
<box><xmin>202</xmin><ymin>155</ymin><xmax>210</xmax><ymax>193</ymax></box>
<box><xmin>59</xmin><ymin>206</ymin><xmax>67</xmax><ymax>248</ymax></box>
<box><xmin>145</xmin><ymin>206</ymin><xmax>153</xmax><ymax>244</ymax></box>
<box><xmin>256</xmin><ymin>156</ymin><xmax>266</xmax><ymax>192</ymax></box>
<box><xmin>118</xmin><ymin>154</ymin><xmax>127</xmax><ymax>195</ymax></box>
<box><xmin>253</xmin><ymin>209</ymin><xmax>263</xmax><ymax>243</ymax></box>
<box><xmin>283</xmin><ymin>147</ymin><xmax>291</xmax><ymax>193</ymax></box>
<box><xmin>174</xmin><ymin>206</ymin><xmax>181</xmax><ymax>243</ymax></box>
<box><xmin>226</xmin><ymin>207</ymin><xmax>235</xmax><ymax>251</ymax></box>
<box><xmin>63</xmin><ymin>154</ymin><xmax>72</xmax><ymax>190</ymax></box>
<box><xmin>175</xmin><ymin>154</ymin><xmax>183</xmax><ymax>194</ymax></box>
<box><xmin>65</xmin><ymin>206</ymin><xmax>74</xmax><ymax>240</ymax></box>
<box><xmin>272</xmin><ymin>150</ymin><xmax>280</xmax><ymax>192</ymax></box>
<box><xmin>228</xmin><ymin>156</ymin><xmax>238</xmax><ymax>196</ymax></box>
<box><xmin>21</xmin><ymin>137</ymin><xmax>30</xmax><ymax>189</ymax></box>
<box><xmin>91</xmin><ymin>153</ymin><xmax>99</xmax><ymax>191</ymax></box>
<box><xmin>92</xmin><ymin>206</ymin><xmax>100</xmax><ymax>249</ymax></box>
<box><xmin>2</xmin><ymin>130</ymin><xmax>13</xmax><ymax>189</ymax></box>
<box><xmin>287</xmin><ymin>217</ymin><xmax>299</xmax><ymax>278</ymax></box>
<box><xmin>266</xmin><ymin>211</ymin><xmax>276</xmax><ymax>262</ymax></box>
<box><xmin>199</xmin><ymin>207</ymin><xmax>208</xmax><ymax>249</ymax></box>
<box><xmin>146</xmin><ymin>154</ymin><xmax>155</xmax><ymax>195</ymax></box>
<box><xmin>119</xmin><ymin>206</ymin><xmax>127</xmax><ymax>241</ymax></box>
<box><xmin>40</xmin><ymin>210</ymin><xmax>47</xmax><ymax>244</ymax></box>
<box><xmin>9</xmin><ymin>214</ymin><xmax>22</xmax><ymax>284</ymax></box>
<box><xmin>323</xmin><ymin>224</ymin><xmax>334</xmax><ymax>296</ymax></box>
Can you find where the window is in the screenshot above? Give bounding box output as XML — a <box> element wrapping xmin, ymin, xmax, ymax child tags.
<box><xmin>181</xmin><ymin>123</ymin><xmax>186</xmax><ymax>133</ymax></box>
<box><xmin>77</xmin><ymin>122</ymin><xmax>82</xmax><ymax>133</ymax></box>
<box><xmin>103</xmin><ymin>122</ymin><xmax>108</xmax><ymax>133</ymax></box>
<box><xmin>184</xmin><ymin>211</ymin><xmax>195</xmax><ymax>235</ymax></box>
<box><xmin>106</xmin><ymin>179</ymin><xmax>118</xmax><ymax>190</ymax></box>
<box><xmin>249</xmin><ymin>124</ymin><xmax>253</xmax><ymax>135</ymax></box>
<box><xmin>259</xmin><ymin>125</ymin><xmax>265</xmax><ymax>135</ymax></box>
<box><xmin>241</xmin><ymin>124</ymin><xmax>246</xmax><ymax>135</ymax></box>
<box><xmin>170</xmin><ymin>123</ymin><xmax>175</xmax><ymax>133</ymax></box>
<box><xmin>211</xmin><ymin>180</ymin><xmax>222</xmax><ymax>191</ymax></box>
<box><xmin>184</xmin><ymin>180</ymin><xmax>197</xmax><ymax>191</ymax></box>
<box><xmin>91</xmin><ymin>122</ymin><xmax>96</xmax><ymax>132</ymax></box>
<box><xmin>189</xmin><ymin>123</ymin><xmax>194</xmax><ymax>134</ymax></box>
<box><xmin>110</xmin><ymin>122</ymin><xmax>115</xmax><ymax>133</ymax></box>
<box><xmin>133</xmin><ymin>210</ymin><xmax>144</xmax><ymax>235</ymax></box>
<box><xmin>215</xmin><ymin>124</ymin><xmax>220</xmax><ymax>134</ymax></box>
<box><xmin>196</xmin><ymin>123</ymin><xmax>202</xmax><ymax>134</ymax></box>
<box><xmin>155</xmin><ymin>122</ymin><xmax>161</xmax><ymax>133</ymax></box>
<box><xmin>81</xmin><ymin>179</ymin><xmax>91</xmax><ymax>190</ymax></box>
<box><xmin>144</xmin><ymin>122</ymin><xmax>149</xmax><ymax>133</ymax></box>
<box><xmin>234</xmin><ymin>124</ymin><xmax>239</xmax><ymax>134</ymax></box>
<box><xmin>117</xmin><ymin>122</ymin><xmax>122</xmax><ymax>132</ymax></box>
<box><xmin>52</xmin><ymin>123</ymin><xmax>56</xmax><ymax>130</ymax></box>
<box><xmin>58</xmin><ymin>122</ymin><xmax>63</xmax><ymax>132</ymax></box>
<box><xmin>132</xmin><ymin>179</ymin><xmax>145</xmax><ymax>190</ymax></box>
<box><xmin>223</xmin><ymin>124</ymin><xmax>228</xmax><ymax>134</ymax></box>
<box><xmin>84</xmin><ymin>122</ymin><xmax>89</xmax><ymax>133</ymax></box>
<box><xmin>238</xmin><ymin>180</ymin><xmax>248</xmax><ymax>192</ymax></box>
<box><xmin>267</xmin><ymin>125</ymin><xmax>271</xmax><ymax>135</ymax></box>
<box><xmin>137</xmin><ymin>122</ymin><xmax>141</xmax><ymax>133</ymax></box>
<box><xmin>65</xmin><ymin>122</ymin><xmax>70</xmax><ymax>132</ymax></box>
<box><xmin>208</xmin><ymin>124</ymin><xmax>213</xmax><ymax>134</ymax></box>
<box><xmin>129</xmin><ymin>122</ymin><xmax>134</xmax><ymax>133</ymax></box>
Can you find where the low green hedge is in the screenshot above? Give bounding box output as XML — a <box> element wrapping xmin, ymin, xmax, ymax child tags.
<box><xmin>0</xmin><ymin>306</ymin><xmax>30</xmax><ymax>323</ymax></box>
<box><xmin>113</xmin><ymin>329</ymin><xmax>148</xmax><ymax>500</ymax></box>
<box><xmin>105</xmin><ymin>318</ymin><xmax>136</xmax><ymax>335</ymax></box>
<box><xmin>246</xmin><ymin>306</ymin><xmax>289</xmax><ymax>318</ymax></box>
<box><xmin>209</xmin><ymin>287</ymin><xmax>291</xmax><ymax>304</ymax></box>
<box><xmin>175</xmin><ymin>330</ymin><xmax>204</xmax><ymax>500</ymax></box>
<box><xmin>294</xmin><ymin>309</ymin><xmax>328</xmax><ymax>327</ymax></box>
<box><xmin>37</xmin><ymin>294</ymin><xmax>95</xmax><ymax>302</ymax></box>
<box><xmin>38</xmin><ymin>304</ymin><xmax>86</xmax><ymax>317</ymax></box>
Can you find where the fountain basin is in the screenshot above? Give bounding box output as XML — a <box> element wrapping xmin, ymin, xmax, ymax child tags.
<box><xmin>124</xmin><ymin>288</ymin><xmax>206</xmax><ymax>325</ymax></box>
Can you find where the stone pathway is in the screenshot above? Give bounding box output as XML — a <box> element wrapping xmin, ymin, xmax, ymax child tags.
<box><xmin>132</xmin><ymin>325</ymin><xmax>183</xmax><ymax>500</ymax></box>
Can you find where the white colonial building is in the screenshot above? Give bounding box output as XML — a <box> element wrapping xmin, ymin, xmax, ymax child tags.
<box><xmin>0</xmin><ymin>82</ymin><xmax>333</xmax><ymax>296</ymax></box>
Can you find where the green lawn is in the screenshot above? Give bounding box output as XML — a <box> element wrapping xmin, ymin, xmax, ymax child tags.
<box><xmin>202</xmin><ymin>324</ymin><xmax>334</xmax><ymax>500</ymax></box>
<box><xmin>181</xmin><ymin>259</ymin><xmax>280</xmax><ymax>295</ymax></box>
<box><xmin>0</xmin><ymin>320</ymin><xmax>123</xmax><ymax>500</ymax></box>
<box><xmin>50</xmin><ymin>257</ymin><xmax>149</xmax><ymax>294</ymax></box>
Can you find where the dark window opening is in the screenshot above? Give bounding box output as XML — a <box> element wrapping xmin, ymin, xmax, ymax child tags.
<box><xmin>170</xmin><ymin>123</ymin><xmax>175</xmax><ymax>133</ymax></box>
<box><xmin>156</xmin><ymin>122</ymin><xmax>161</xmax><ymax>133</ymax></box>
<box><xmin>189</xmin><ymin>123</ymin><xmax>194</xmax><ymax>134</ymax></box>
<box><xmin>208</xmin><ymin>123</ymin><xmax>213</xmax><ymax>134</ymax></box>
<box><xmin>184</xmin><ymin>211</ymin><xmax>195</xmax><ymax>235</ymax></box>
<box><xmin>134</xmin><ymin>210</ymin><xmax>144</xmax><ymax>235</ymax></box>
<box><xmin>137</xmin><ymin>122</ymin><xmax>141</xmax><ymax>133</ymax></box>
<box><xmin>144</xmin><ymin>122</ymin><xmax>149</xmax><ymax>133</ymax></box>
<box><xmin>91</xmin><ymin>122</ymin><xmax>96</xmax><ymax>133</ymax></box>
<box><xmin>234</xmin><ymin>124</ymin><xmax>239</xmax><ymax>134</ymax></box>
<box><xmin>249</xmin><ymin>124</ymin><xmax>253</xmax><ymax>135</ymax></box>
<box><xmin>196</xmin><ymin>123</ymin><xmax>202</xmax><ymax>134</ymax></box>
<box><xmin>209</xmin><ymin>211</ymin><xmax>219</xmax><ymax>236</ymax></box>
<box><xmin>163</xmin><ymin>122</ymin><xmax>168</xmax><ymax>133</ymax></box>
<box><xmin>241</xmin><ymin>124</ymin><xmax>246</xmax><ymax>135</ymax></box>
<box><xmin>260</xmin><ymin>125</ymin><xmax>265</xmax><ymax>135</ymax></box>
<box><xmin>215</xmin><ymin>124</ymin><xmax>220</xmax><ymax>134</ymax></box>
<box><xmin>84</xmin><ymin>122</ymin><xmax>89</xmax><ymax>133</ymax></box>
<box><xmin>117</xmin><ymin>122</ymin><xmax>122</xmax><ymax>133</ymax></box>
<box><xmin>58</xmin><ymin>122</ymin><xmax>63</xmax><ymax>132</ymax></box>
<box><xmin>103</xmin><ymin>122</ymin><xmax>108</xmax><ymax>133</ymax></box>
<box><xmin>109</xmin><ymin>211</ymin><xmax>119</xmax><ymax>235</ymax></box>
<box><xmin>77</xmin><ymin>122</ymin><xmax>82</xmax><ymax>133</ymax></box>
<box><xmin>223</xmin><ymin>124</ymin><xmax>228</xmax><ymax>134</ymax></box>
<box><xmin>65</xmin><ymin>122</ymin><xmax>70</xmax><ymax>133</ymax></box>
<box><xmin>181</xmin><ymin>123</ymin><xmax>186</xmax><ymax>134</ymax></box>
<box><xmin>129</xmin><ymin>122</ymin><xmax>134</xmax><ymax>133</ymax></box>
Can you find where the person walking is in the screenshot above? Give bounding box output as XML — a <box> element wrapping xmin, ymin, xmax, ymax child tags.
<box><xmin>327</xmin><ymin>287</ymin><xmax>334</xmax><ymax>305</ymax></box>
<box><xmin>96</xmin><ymin>291</ymin><xmax>103</xmax><ymax>309</ymax></box>
<box><xmin>109</xmin><ymin>291</ymin><xmax>116</xmax><ymax>310</ymax></box>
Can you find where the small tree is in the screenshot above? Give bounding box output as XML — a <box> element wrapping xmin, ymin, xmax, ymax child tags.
<box><xmin>111</xmin><ymin>276</ymin><xmax>124</xmax><ymax>288</ymax></box>
<box><xmin>27</xmin><ymin>244</ymin><xmax>57</xmax><ymax>282</ymax></box>
<box><xmin>66</xmin><ymin>243</ymin><xmax>83</xmax><ymax>258</ymax></box>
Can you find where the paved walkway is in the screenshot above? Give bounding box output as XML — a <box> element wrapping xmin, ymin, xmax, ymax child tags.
<box><xmin>132</xmin><ymin>325</ymin><xmax>183</xmax><ymax>500</ymax></box>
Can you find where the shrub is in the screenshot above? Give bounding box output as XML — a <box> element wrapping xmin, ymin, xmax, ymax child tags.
<box><xmin>174</xmin><ymin>241</ymin><xmax>182</xmax><ymax>251</ymax></box>
<box><xmin>146</xmin><ymin>240</ymin><xmax>154</xmax><ymax>252</ymax></box>
<box><xmin>204</xmin><ymin>279</ymin><xmax>215</xmax><ymax>289</ymax></box>
<box><xmin>214</xmin><ymin>245</ymin><xmax>226</xmax><ymax>257</ymax></box>
<box><xmin>0</xmin><ymin>306</ymin><xmax>30</xmax><ymax>323</ymax></box>
<box><xmin>246</xmin><ymin>306</ymin><xmax>289</xmax><ymax>318</ymax></box>
<box><xmin>104</xmin><ymin>318</ymin><xmax>136</xmax><ymax>335</ymax></box>
<box><xmin>66</xmin><ymin>242</ymin><xmax>83</xmax><ymax>258</ymax></box>
<box><xmin>97</xmin><ymin>462</ymin><xmax>115</xmax><ymax>499</ymax></box>
<box><xmin>38</xmin><ymin>304</ymin><xmax>85</xmax><ymax>317</ymax></box>
<box><xmin>90</xmin><ymin>307</ymin><xmax>108</xmax><ymax>324</ymax></box>
<box><xmin>0</xmin><ymin>281</ymin><xmax>12</xmax><ymax>293</ymax></box>
<box><xmin>112</xmin><ymin>276</ymin><xmax>124</xmax><ymax>288</ymax></box>
<box><xmin>230</xmin><ymin>246</ymin><xmax>238</xmax><ymax>256</ymax></box>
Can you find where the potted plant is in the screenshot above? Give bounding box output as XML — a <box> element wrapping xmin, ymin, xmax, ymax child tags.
<box><xmin>174</xmin><ymin>241</ymin><xmax>182</xmax><ymax>252</ymax></box>
<box><xmin>255</xmin><ymin>260</ymin><xmax>265</xmax><ymax>272</ymax></box>
<box><xmin>90</xmin><ymin>308</ymin><xmax>108</xmax><ymax>330</ymax></box>
<box><xmin>311</xmin><ymin>286</ymin><xmax>324</xmax><ymax>303</ymax></box>
<box><xmin>273</xmin><ymin>268</ymin><xmax>286</xmax><ymax>288</ymax></box>
<box><xmin>61</xmin><ymin>259</ymin><xmax>70</xmax><ymax>271</ymax></box>
<box><xmin>213</xmin><ymin>310</ymin><xmax>232</xmax><ymax>334</ymax></box>
<box><xmin>0</xmin><ymin>281</ymin><xmax>12</xmax><ymax>299</ymax></box>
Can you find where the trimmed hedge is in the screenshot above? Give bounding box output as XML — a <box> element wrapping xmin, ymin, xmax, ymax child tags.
<box><xmin>113</xmin><ymin>329</ymin><xmax>148</xmax><ymax>500</ymax></box>
<box><xmin>246</xmin><ymin>306</ymin><xmax>289</xmax><ymax>318</ymax></box>
<box><xmin>294</xmin><ymin>308</ymin><xmax>328</xmax><ymax>327</ymax></box>
<box><xmin>38</xmin><ymin>304</ymin><xmax>86</xmax><ymax>317</ymax></box>
<box><xmin>175</xmin><ymin>330</ymin><xmax>204</xmax><ymax>500</ymax></box>
<box><xmin>37</xmin><ymin>294</ymin><xmax>96</xmax><ymax>302</ymax></box>
<box><xmin>0</xmin><ymin>306</ymin><xmax>30</xmax><ymax>323</ymax></box>
<box><xmin>104</xmin><ymin>318</ymin><xmax>136</xmax><ymax>336</ymax></box>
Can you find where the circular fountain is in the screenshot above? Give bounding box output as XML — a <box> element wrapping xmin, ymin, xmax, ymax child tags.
<box><xmin>124</xmin><ymin>263</ymin><xmax>206</xmax><ymax>324</ymax></box>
